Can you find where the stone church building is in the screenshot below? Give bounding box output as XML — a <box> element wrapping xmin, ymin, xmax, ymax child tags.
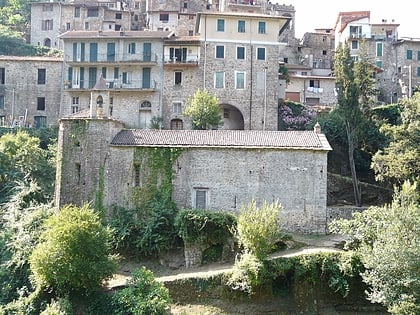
<box><xmin>55</xmin><ymin>118</ymin><xmax>331</xmax><ymax>233</ymax></box>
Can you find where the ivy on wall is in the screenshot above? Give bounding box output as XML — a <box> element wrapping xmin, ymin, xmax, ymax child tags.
<box><xmin>131</xmin><ymin>147</ymin><xmax>183</xmax><ymax>210</ymax></box>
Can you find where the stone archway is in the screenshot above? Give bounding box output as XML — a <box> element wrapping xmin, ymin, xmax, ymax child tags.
<box><xmin>220</xmin><ymin>104</ymin><xmax>244</xmax><ymax>130</ymax></box>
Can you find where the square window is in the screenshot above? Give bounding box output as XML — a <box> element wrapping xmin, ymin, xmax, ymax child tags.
<box><xmin>237</xmin><ymin>46</ymin><xmax>245</xmax><ymax>60</ymax></box>
<box><xmin>217</xmin><ymin>19</ymin><xmax>225</xmax><ymax>32</ymax></box>
<box><xmin>160</xmin><ymin>13</ymin><xmax>169</xmax><ymax>22</ymax></box>
<box><xmin>34</xmin><ymin>116</ymin><xmax>46</xmax><ymax>128</ymax></box>
<box><xmin>215</xmin><ymin>71</ymin><xmax>224</xmax><ymax>89</ymax></box>
<box><xmin>172</xmin><ymin>102</ymin><xmax>182</xmax><ymax>114</ymax></box>
<box><xmin>71</xmin><ymin>105</ymin><xmax>79</xmax><ymax>114</ymax></box>
<box><xmin>37</xmin><ymin>97</ymin><xmax>46</xmax><ymax>110</ymax></box>
<box><xmin>174</xmin><ymin>71</ymin><xmax>182</xmax><ymax>85</ymax></box>
<box><xmin>37</xmin><ymin>69</ymin><xmax>46</xmax><ymax>84</ymax></box>
<box><xmin>238</xmin><ymin>20</ymin><xmax>245</xmax><ymax>33</ymax></box>
<box><xmin>258</xmin><ymin>21</ymin><xmax>266</xmax><ymax>34</ymax></box>
<box><xmin>72</xmin><ymin>97</ymin><xmax>79</xmax><ymax>105</ymax></box>
<box><xmin>215</xmin><ymin>45</ymin><xmax>224</xmax><ymax>58</ymax></box>
<box><xmin>257</xmin><ymin>47</ymin><xmax>265</xmax><ymax>60</ymax></box>
<box><xmin>116</xmin><ymin>12</ymin><xmax>122</xmax><ymax>19</ymax></box>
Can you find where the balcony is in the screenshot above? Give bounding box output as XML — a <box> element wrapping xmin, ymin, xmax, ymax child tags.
<box><xmin>228</xmin><ymin>0</ymin><xmax>261</xmax><ymax>6</ymax></box>
<box><xmin>66</xmin><ymin>53</ymin><xmax>159</xmax><ymax>65</ymax></box>
<box><xmin>65</xmin><ymin>78</ymin><xmax>158</xmax><ymax>91</ymax></box>
<box><xmin>163</xmin><ymin>54</ymin><xmax>199</xmax><ymax>67</ymax></box>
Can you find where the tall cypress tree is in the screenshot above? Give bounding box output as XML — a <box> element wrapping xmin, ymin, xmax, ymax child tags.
<box><xmin>334</xmin><ymin>42</ymin><xmax>363</xmax><ymax>206</ymax></box>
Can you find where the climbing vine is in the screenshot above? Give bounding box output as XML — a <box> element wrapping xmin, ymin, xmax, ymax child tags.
<box><xmin>131</xmin><ymin>147</ymin><xmax>183</xmax><ymax>209</ymax></box>
<box><xmin>69</xmin><ymin>119</ymin><xmax>88</xmax><ymax>145</ymax></box>
<box><xmin>94</xmin><ymin>166</ymin><xmax>106</xmax><ymax>219</ymax></box>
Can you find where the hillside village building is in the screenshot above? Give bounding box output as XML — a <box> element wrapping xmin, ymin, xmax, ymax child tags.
<box><xmin>0</xmin><ymin>56</ymin><xmax>63</xmax><ymax>128</ymax></box>
<box><xmin>55</xmin><ymin>119</ymin><xmax>332</xmax><ymax>233</ymax></box>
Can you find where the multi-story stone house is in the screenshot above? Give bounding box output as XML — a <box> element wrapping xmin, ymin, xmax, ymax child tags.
<box><xmin>0</xmin><ymin>56</ymin><xmax>63</xmax><ymax>128</ymax></box>
<box><xmin>332</xmin><ymin>11</ymin><xmax>420</xmax><ymax>103</ymax></box>
<box><xmin>60</xmin><ymin>30</ymin><xmax>172</xmax><ymax>128</ymax></box>
<box><xmin>31</xmin><ymin>0</ymin><xmax>132</xmax><ymax>50</ymax></box>
<box><xmin>194</xmin><ymin>11</ymin><xmax>290</xmax><ymax>130</ymax></box>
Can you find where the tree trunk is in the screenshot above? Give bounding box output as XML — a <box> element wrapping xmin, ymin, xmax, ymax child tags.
<box><xmin>346</xmin><ymin>122</ymin><xmax>362</xmax><ymax>207</ymax></box>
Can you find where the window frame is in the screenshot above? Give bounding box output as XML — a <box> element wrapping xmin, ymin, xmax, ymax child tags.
<box><xmin>172</xmin><ymin>101</ymin><xmax>182</xmax><ymax>114</ymax></box>
<box><xmin>238</xmin><ymin>20</ymin><xmax>246</xmax><ymax>33</ymax></box>
<box><xmin>215</xmin><ymin>45</ymin><xmax>225</xmax><ymax>59</ymax></box>
<box><xmin>37</xmin><ymin>97</ymin><xmax>46</xmax><ymax>111</ymax></box>
<box><xmin>37</xmin><ymin>68</ymin><xmax>46</xmax><ymax>85</ymax></box>
<box><xmin>236</xmin><ymin>46</ymin><xmax>245</xmax><ymax>60</ymax></box>
<box><xmin>258</xmin><ymin>21</ymin><xmax>266</xmax><ymax>34</ymax></box>
<box><xmin>174</xmin><ymin>71</ymin><xmax>182</xmax><ymax>85</ymax></box>
<box><xmin>235</xmin><ymin>71</ymin><xmax>246</xmax><ymax>90</ymax></box>
<box><xmin>214</xmin><ymin>71</ymin><xmax>225</xmax><ymax>89</ymax></box>
<box><xmin>217</xmin><ymin>19</ymin><xmax>225</xmax><ymax>32</ymax></box>
<box><xmin>256</xmin><ymin>47</ymin><xmax>265</xmax><ymax>61</ymax></box>
<box><xmin>194</xmin><ymin>188</ymin><xmax>209</xmax><ymax>209</ymax></box>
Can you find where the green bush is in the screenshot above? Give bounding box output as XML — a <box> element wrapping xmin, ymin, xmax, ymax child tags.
<box><xmin>29</xmin><ymin>204</ymin><xmax>118</xmax><ymax>294</ymax></box>
<box><xmin>225</xmin><ymin>251</ymin><xmax>265</xmax><ymax>295</ymax></box>
<box><xmin>175</xmin><ymin>209</ymin><xmax>237</xmax><ymax>246</ymax></box>
<box><xmin>236</xmin><ymin>200</ymin><xmax>283</xmax><ymax>259</ymax></box>
<box><xmin>112</xmin><ymin>267</ymin><xmax>172</xmax><ymax>315</ymax></box>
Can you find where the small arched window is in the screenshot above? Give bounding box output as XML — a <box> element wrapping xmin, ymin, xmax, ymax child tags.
<box><xmin>96</xmin><ymin>95</ymin><xmax>104</xmax><ymax>108</ymax></box>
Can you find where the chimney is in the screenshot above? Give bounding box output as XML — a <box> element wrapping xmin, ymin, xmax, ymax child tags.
<box><xmin>314</xmin><ymin>122</ymin><xmax>321</xmax><ymax>134</ymax></box>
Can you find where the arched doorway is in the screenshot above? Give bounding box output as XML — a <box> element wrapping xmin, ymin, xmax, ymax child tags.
<box><xmin>139</xmin><ymin>101</ymin><xmax>152</xmax><ymax>129</ymax></box>
<box><xmin>43</xmin><ymin>38</ymin><xmax>51</xmax><ymax>47</ymax></box>
<box><xmin>220</xmin><ymin>104</ymin><xmax>244</xmax><ymax>130</ymax></box>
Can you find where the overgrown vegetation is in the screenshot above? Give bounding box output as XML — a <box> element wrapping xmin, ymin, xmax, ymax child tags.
<box><xmin>236</xmin><ymin>200</ymin><xmax>283</xmax><ymax>259</ymax></box>
<box><xmin>329</xmin><ymin>181</ymin><xmax>420</xmax><ymax>314</ymax></box>
<box><xmin>112</xmin><ymin>267</ymin><xmax>172</xmax><ymax>315</ymax></box>
<box><xmin>29</xmin><ymin>204</ymin><xmax>118</xmax><ymax>295</ymax></box>
<box><xmin>175</xmin><ymin>208</ymin><xmax>237</xmax><ymax>246</ymax></box>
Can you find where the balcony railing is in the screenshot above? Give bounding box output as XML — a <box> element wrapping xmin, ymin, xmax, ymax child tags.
<box><xmin>163</xmin><ymin>55</ymin><xmax>199</xmax><ymax>65</ymax></box>
<box><xmin>66</xmin><ymin>53</ymin><xmax>158</xmax><ymax>64</ymax></box>
<box><xmin>228</xmin><ymin>0</ymin><xmax>261</xmax><ymax>5</ymax></box>
<box><xmin>65</xmin><ymin>78</ymin><xmax>157</xmax><ymax>90</ymax></box>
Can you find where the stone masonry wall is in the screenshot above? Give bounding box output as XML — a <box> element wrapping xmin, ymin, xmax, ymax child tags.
<box><xmin>172</xmin><ymin>147</ymin><xmax>329</xmax><ymax>233</ymax></box>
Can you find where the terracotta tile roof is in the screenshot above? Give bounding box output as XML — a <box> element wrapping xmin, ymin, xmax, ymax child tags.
<box><xmin>334</xmin><ymin>11</ymin><xmax>370</xmax><ymax>33</ymax></box>
<box><xmin>111</xmin><ymin>129</ymin><xmax>332</xmax><ymax>151</ymax></box>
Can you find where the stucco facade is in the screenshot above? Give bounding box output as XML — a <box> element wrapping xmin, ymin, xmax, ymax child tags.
<box><xmin>0</xmin><ymin>56</ymin><xmax>63</xmax><ymax>128</ymax></box>
<box><xmin>55</xmin><ymin>119</ymin><xmax>331</xmax><ymax>233</ymax></box>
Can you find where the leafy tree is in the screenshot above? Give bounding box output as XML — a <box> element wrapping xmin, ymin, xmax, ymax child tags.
<box><xmin>183</xmin><ymin>89</ymin><xmax>223</xmax><ymax>130</ymax></box>
<box><xmin>0</xmin><ymin>130</ymin><xmax>56</xmax><ymax>204</ymax></box>
<box><xmin>372</xmin><ymin>94</ymin><xmax>420</xmax><ymax>185</ymax></box>
<box><xmin>334</xmin><ymin>42</ymin><xmax>375</xmax><ymax>206</ymax></box>
<box><xmin>236</xmin><ymin>200</ymin><xmax>283</xmax><ymax>259</ymax></box>
<box><xmin>112</xmin><ymin>267</ymin><xmax>172</xmax><ymax>315</ymax></box>
<box><xmin>29</xmin><ymin>204</ymin><xmax>118</xmax><ymax>294</ymax></box>
<box><xmin>329</xmin><ymin>181</ymin><xmax>420</xmax><ymax>314</ymax></box>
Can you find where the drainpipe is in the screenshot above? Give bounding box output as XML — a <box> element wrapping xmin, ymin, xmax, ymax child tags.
<box><xmin>263</xmin><ymin>66</ymin><xmax>267</xmax><ymax>131</ymax></box>
<box><xmin>249</xmin><ymin>45</ymin><xmax>253</xmax><ymax>130</ymax></box>
<box><xmin>203</xmin><ymin>14</ymin><xmax>207</xmax><ymax>88</ymax></box>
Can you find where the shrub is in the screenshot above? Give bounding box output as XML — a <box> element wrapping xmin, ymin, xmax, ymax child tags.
<box><xmin>112</xmin><ymin>267</ymin><xmax>171</xmax><ymax>315</ymax></box>
<box><xmin>29</xmin><ymin>204</ymin><xmax>118</xmax><ymax>294</ymax></box>
<box><xmin>225</xmin><ymin>251</ymin><xmax>265</xmax><ymax>295</ymax></box>
<box><xmin>236</xmin><ymin>200</ymin><xmax>283</xmax><ymax>259</ymax></box>
<box><xmin>278</xmin><ymin>100</ymin><xmax>317</xmax><ymax>131</ymax></box>
<box><xmin>175</xmin><ymin>209</ymin><xmax>237</xmax><ymax>246</ymax></box>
